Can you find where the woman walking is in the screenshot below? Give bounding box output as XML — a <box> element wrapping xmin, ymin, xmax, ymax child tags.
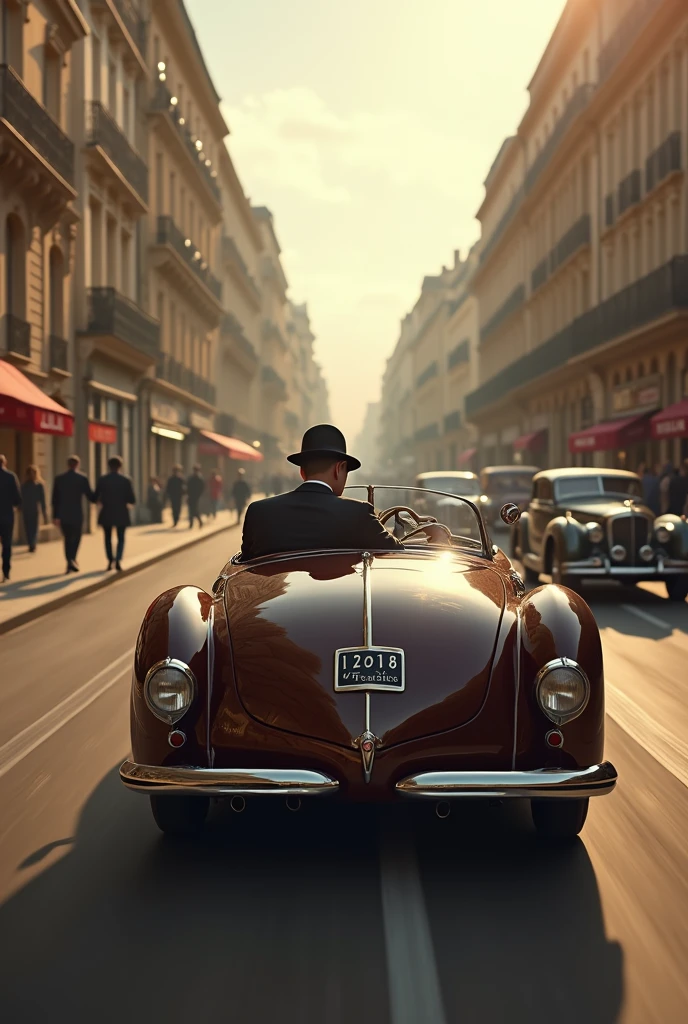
<box><xmin>21</xmin><ymin>465</ymin><xmax>47</xmax><ymax>552</ymax></box>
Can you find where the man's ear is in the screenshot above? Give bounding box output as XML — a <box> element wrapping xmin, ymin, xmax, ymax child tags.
<box><xmin>299</xmin><ymin>467</ymin><xmax>307</xmax><ymax>481</ymax></box>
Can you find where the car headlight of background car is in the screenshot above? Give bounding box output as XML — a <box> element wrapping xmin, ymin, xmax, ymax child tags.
<box><xmin>656</xmin><ymin>522</ymin><xmax>675</xmax><ymax>545</ymax></box>
<box><xmin>535</xmin><ymin>658</ymin><xmax>590</xmax><ymax>726</ymax></box>
<box><xmin>479</xmin><ymin>494</ymin><xmax>489</xmax><ymax>504</ymax></box>
<box><xmin>144</xmin><ymin>659</ymin><xmax>196</xmax><ymax>724</ymax></box>
<box><xmin>586</xmin><ymin>522</ymin><xmax>604</xmax><ymax>545</ymax></box>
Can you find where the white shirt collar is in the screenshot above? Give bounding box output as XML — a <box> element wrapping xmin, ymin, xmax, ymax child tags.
<box><xmin>304</xmin><ymin>479</ymin><xmax>333</xmax><ymax>492</ymax></box>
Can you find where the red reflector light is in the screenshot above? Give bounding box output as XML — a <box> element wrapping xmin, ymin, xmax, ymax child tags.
<box><xmin>546</xmin><ymin>729</ymin><xmax>563</xmax><ymax>748</ymax></box>
<box><xmin>361</xmin><ymin>740</ymin><xmax>374</xmax><ymax>752</ymax></box>
<box><xmin>168</xmin><ymin>730</ymin><xmax>186</xmax><ymax>747</ymax></box>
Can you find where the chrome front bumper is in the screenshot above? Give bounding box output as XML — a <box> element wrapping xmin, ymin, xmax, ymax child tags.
<box><xmin>562</xmin><ymin>557</ymin><xmax>688</xmax><ymax>577</ymax></box>
<box><xmin>120</xmin><ymin>761</ymin><xmax>339</xmax><ymax>796</ymax></box>
<box><xmin>396</xmin><ymin>762</ymin><xmax>617</xmax><ymax>799</ymax></box>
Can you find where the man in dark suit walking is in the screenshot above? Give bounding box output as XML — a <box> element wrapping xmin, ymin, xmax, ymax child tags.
<box><xmin>164</xmin><ymin>464</ymin><xmax>185</xmax><ymax>527</ymax></box>
<box><xmin>187</xmin><ymin>464</ymin><xmax>205</xmax><ymax>528</ymax></box>
<box><xmin>239</xmin><ymin>424</ymin><xmax>405</xmax><ymax>562</ymax></box>
<box><xmin>95</xmin><ymin>455</ymin><xmax>136</xmax><ymax>571</ymax></box>
<box><xmin>52</xmin><ymin>455</ymin><xmax>95</xmax><ymax>573</ymax></box>
<box><xmin>0</xmin><ymin>454</ymin><xmax>21</xmax><ymax>581</ymax></box>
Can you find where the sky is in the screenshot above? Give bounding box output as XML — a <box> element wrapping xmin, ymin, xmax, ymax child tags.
<box><xmin>185</xmin><ymin>0</ymin><xmax>568</xmax><ymax>440</ymax></box>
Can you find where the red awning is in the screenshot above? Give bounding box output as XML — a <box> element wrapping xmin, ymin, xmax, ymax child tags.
<box><xmin>568</xmin><ymin>414</ymin><xmax>650</xmax><ymax>453</ymax></box>
<box><xmin>513</xmin><ymin>429</ymin><xmax>547</xmax><ymax>452</ymax></box>
<box><xmin>457</xmin><ymin>447</ymin><xmax>477</xmax><ymax>466</ymax></box>
<box><xmin>651</xmin><ymin>400</ymin><xmax>688</xmax><ymax>440</ymax></box>
<box><xmin>0</xmin><ymin>360</ymin><xmax>74</xmax><ymax>436</ymax></box>
<box><xmin>199</xmin><ymin>429</ymin><xmax>264</xmax><ymax>462</ymax></box>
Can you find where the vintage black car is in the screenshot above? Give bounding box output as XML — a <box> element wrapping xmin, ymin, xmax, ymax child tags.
<box><xmin>478</xmin><ymin>465</ymin><xmax>540</xmax><ymax>526</ymax></box>
<box><xmin>511</xmin><ymin>468</ymin><xmax>688</xmax><ymax>600</ymax></box>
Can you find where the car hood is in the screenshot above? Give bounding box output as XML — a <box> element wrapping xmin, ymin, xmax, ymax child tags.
<box><xmin>561</xmin><ymin>498</ymin><xmax>654</xmax><ymax>520</ymax></box>
<box><xmin>223</xmin><ymin>551</ymin><xmax>507</xmax><ymax>749</ymax></box>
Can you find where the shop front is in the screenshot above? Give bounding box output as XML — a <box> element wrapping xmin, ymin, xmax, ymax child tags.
<box><xmin>568</xmin><ymin>375</ymin><xmax>662</xmax><ymax>470</ymax></box>
<box><xmin>149</xmin><ymin>395</ymin><xmax>190</xmax><ymax>483</ymax></box>
<box><xmin>512</xmin><ymin>429</ymin><xmax>548</xmax><ymax>467</ymax></box>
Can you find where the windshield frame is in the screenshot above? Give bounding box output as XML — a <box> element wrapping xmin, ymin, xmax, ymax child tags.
<box><xmin>553</xmin><ymin>475</ymin><xmax>644</xmax><ymax>503</ymax></box>
<box><xmin>344</xmin><ymin>483</ymin><xmax>493</xmax><ymax>559</ymax></box>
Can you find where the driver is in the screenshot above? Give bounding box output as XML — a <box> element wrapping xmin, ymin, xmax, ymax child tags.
<box><xmin>239</xmin><ymin>424</ymin><xmax>405</xmax><ymax>561</ymax></box>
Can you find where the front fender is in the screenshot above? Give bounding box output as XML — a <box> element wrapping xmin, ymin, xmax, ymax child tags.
<box><xmin>515</xmin><ymin>583</ymin><xmax>604</xmax><ymax>770</ymax></box>
<box><xmin>544</xmin><ymin>515</ymin><xmax>588</xmax><ymax>564</ymax></box>
<box><xmin>131</xmin><ymin>585</ymin><xmax>213</xmax><ymax>767</ymax></box>
<box><xmin>655</xmin><ymin>514</ymin><xmax>688</xmax><ymax>560</ymax></box>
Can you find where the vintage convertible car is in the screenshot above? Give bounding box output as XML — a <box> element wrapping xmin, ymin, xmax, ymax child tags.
<box><xmin>120</xmin><ymin>484</ymin><xmax>617</xmax><ymax>840</ymax></box>
<box><xmin>512</xmin><ymin>468</ymin><xmax>688</xmax><ymax>600</ymax></box>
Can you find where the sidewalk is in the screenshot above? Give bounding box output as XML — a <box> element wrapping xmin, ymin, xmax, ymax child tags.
<box><xmin>0</xmin><ymin>507</ymin><xmax>241</xmax><ymax>634</ymax></box>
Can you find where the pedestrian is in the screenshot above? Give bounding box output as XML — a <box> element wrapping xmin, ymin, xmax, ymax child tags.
<box><xmin>21</xmin><ymin>465</ymin><xmax>47</xmax><ymax>552</ymax></box>
<box><xmin>52</xmin><ymin>455</ymin><xmax>95</xmax><ymax>573</ymax></box>
<box><xmin>232</xmin><ymin>468</ymin><xmax>251</xmax><ymax>523</ymax></box>
<box><xmin>667</xmin><ymin>460</ymin><xmax>688</xmax><ymax>517</ymax></box>
<box><xmin>164</xmin><ymin>464</ymin><xmax>185</xmax><ymax>527</ymax></box>
<box><xmin>208</xmin><ymin>469</ymin><xmax>223</xmax><ymax>518</ymax></box>
<box><xmin>95</xmin><ymin>455</ymin><xmax>136</xmax><ymax>571</ymax></box>
<box><xmin>659</xmin><ymin>462</ymin><xmax>673</xmax><ymax>515</ymax></box>
<box><xmin>0</xmin><ymin>454</ymin><xmax>21</xmax><ymax>582</ymax></box>
<box><xmin>187</xmin><ymin>464</ymin><xmax>205</xmax><ymax>528</ymax></box>
<box><xmin>640</xmin><ymin>464</ymin><xmax>661</xmax><ymax>516</ymax></box>
<box><xmin>147</xmin><ymin>476</ymin><xmax>163</xmax><ymax>523</ymax></box>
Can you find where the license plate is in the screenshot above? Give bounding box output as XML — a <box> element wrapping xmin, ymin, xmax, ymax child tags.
<box><xmin>334</xmin><ymin>647</ymin><xmax>405</xmax><ymax>692</ymax></box>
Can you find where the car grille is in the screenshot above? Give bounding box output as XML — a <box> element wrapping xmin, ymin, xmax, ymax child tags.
<box><xmin>609</xmin><ymin>514</ymin><xmax>650</xmax><ymax>565</ymax></box>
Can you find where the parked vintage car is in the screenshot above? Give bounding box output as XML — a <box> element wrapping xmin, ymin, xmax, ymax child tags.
<box><xmin>478</xmin><ymin>465</ymin><xmax>540</xmax><ymax>526</ymax></box>
<box><xmin>511</xmin><ymin>467</ymin><xmax>688</xmax><ymax>600</ymax></box>
<box><xmin>413</xmin><ymin>471</ymin><xmax>481</xmax><ymax>534</ymax></box>
<box><xmin>120</xmin><ymin>484</ymin><xmax>617</xmax><ymax>840</ymax></box>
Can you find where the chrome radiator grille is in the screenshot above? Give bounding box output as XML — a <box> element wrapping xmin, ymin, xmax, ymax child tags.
<box><xmin>609</xmin><ymin>514</ymin><xmax>650</xmax><ymax>565</ymax></box>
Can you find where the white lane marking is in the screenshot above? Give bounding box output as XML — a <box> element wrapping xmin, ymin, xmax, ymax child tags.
<box><xmin>379</xmin><ymin>823</ymin><xmax>447</xmax><ymax>1024</ymax></box>
<box><xmin>621</xmin><ymin>603</ymin><xmax>672</xmax><ymax>631</ymax></box>
<box><xmin>0</xmin><ymin>649</ymin><xmax>134</xmax><ymax>779</ymax></box>
<box><xmin>605</xmin><ymin>681</ymin><xmax>688</xmax><ymax>790</ymax></box>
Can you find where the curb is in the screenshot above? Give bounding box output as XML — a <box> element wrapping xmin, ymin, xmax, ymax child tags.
<box><xmin>0</xmin><ymin>521</ymin><xmax>237</xmax><ymax>636</ymax></box>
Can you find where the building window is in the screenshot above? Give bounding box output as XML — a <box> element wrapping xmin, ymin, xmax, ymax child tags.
<box><xmin>638</xmin><ymin>362</ymin><xmax>646</xmax><ymax>378</ymax></box>
<box><xmin>666</xmin><ymin>353</ymin><xmax>677</xmax><ymax>405</ymax></box>
<box><xmin>625</xmin><ymin>367</ymin><xmax>634</xmax><ymax>382</ymax></box>
<box><xmin>48</xmin><ymin>246</ymin><xmax>64</xmax><ymax>338</ymax></box>
<box><xmin>612</xmin><ymin>372</ymin><xmax>620</xmax><ymax>387</ymax></box>
<box><xmin>91</xmin><ymin>35</ymin><xmax>101</xmax><ymax>101</ymax></box>
<box><xmin>5</xmin><ymin>214</ymin><xmax>26</xmax><ymax>319</ymax></box>
<box><xmin>6</xmin><ymin>2</ymin><xmax>24</xmax><ymax>77</ymax></box>
<box><xmin>43</xmin><ymin>47</ymin><xmax>61</xmax><ymax>122</ymax></box>
<box><xmin>156</xmin><ymin>153</ymin><xmax>164</xmax><ymax>215</ymax></box>
<box><xmin>157</xmin><ymin>291</ymin><xmax>165</xmax><ymax>348</ymax></box>
<box><xmin>108</xmin><ymin>61</ymin><xmax>117</xmax><ymax>116</ymax></box>
<box><xmin>650</xmin><ymin>357</ymin><xmax>659</xmax><ymax>375</ymax></box>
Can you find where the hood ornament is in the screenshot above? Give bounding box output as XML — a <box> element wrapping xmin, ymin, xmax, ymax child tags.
<box><xmin>356</xmin><ymin>729</ymin><xmax>378</xmax><ymax>783</ymax></box>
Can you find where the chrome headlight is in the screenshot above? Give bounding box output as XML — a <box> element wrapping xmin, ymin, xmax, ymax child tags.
<box><xmin>586</xmin><ymin>522</ymin><xmax>604</xmax><ymax>544</ymax></box>
<box><xmin>536</xmin><ymin>658</ymin><xmax>590</xmax><ymax>726</ymax></box>
<box><xmin>610</xmin><ymin>544</ymin><xmax>626</xmax><ymax>562</ymax></box>
<box><xmin>656</xmin><ymin>523</ymin><xmax>674</xmax><ymax>545</ymax></box>
<box><xmin>479</xmin><ymin>494</ymin><xmax>489</xmax><ymax>504</ymax></box>
<box><xmin>144</xmin><ymin>659</ymin><xmax>196</xmax><ymax>724</ymax></box>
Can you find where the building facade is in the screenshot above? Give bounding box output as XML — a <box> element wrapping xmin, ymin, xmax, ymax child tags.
<box><xmin>467</xmin><ymin>0</ymin><xmax>688</xmax><ymax>473</ymax></box>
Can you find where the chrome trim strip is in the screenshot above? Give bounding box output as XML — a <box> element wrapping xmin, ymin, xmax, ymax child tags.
<box><xmin>396</xmin><ymin>762</ymin><xmax>617</xmax><ymax>799</ymax></box>
<box><xmin>362</xmin><ymin>551</ymin><xmax>373</xmax><ymax>647</ymax></box>
<box><xmin>562</xmin><ymin>565</ymin><xmax>688</xmax><ymax>576</ymax></box>
<box><xmin>206</xmin><ymin>602</ymin><xmax>214</xmax><ymax>767</ymax></box>
<box><xmin>120</xmin><ymin>761</ymin><xmax>340</xmax><ymax>795</ymax></box>
<box><xmin>511</xmin><ymin>605</ymin><xmax>522</xmax><ymax>770</ymax></box>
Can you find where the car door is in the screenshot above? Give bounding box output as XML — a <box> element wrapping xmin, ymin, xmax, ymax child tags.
<box><xmin>527</xmin><ymin>478</ymin><xmax>554</xmax><ymax>559</ymax></box>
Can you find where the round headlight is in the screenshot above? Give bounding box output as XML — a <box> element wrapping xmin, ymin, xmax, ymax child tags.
<box><xmin>479</xmin><ymin>494</ymin><xmax>489</xmax><ymax>504</ymax></box>
<box><xmin>586</xmin><ymin>522</ymin><xmax>604</xmax><ymax>544</ymax></box>
<box><xmin>145</xmin><ymin>659</ymin><xmax>195</xmax><ymax>724</ymax></box>
<box><xmin>656</xmin><ymin>523</ymin><xmax>674</xmax><ymax>544</ymax></box>
<box><xmin>610</xmin><ymin>544</ymin><xmax>627</xmax><ymax>562</ymax></box>
<box><xmin>639</xmin><ymin>545</ymin><xmax>655</xmax><ymax>563</ymax></box>
<box><xmin>536</xmin><ymin>658</ymin><xmax>590</xmax><ymax>725</ymax></box>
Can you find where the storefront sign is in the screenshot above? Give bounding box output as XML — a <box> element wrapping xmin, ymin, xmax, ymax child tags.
<box><xmin>0</xmin><ymin>400</ymin><xmax>73</xmax><ymax>436</ymax></box>
<box><xmin>611</xmin><ymin>375</ymin><xmax>662</xmax><ymax>416</ymax></box>
<box><xmin>190</xmin><ymin>411</ymin><xmax>214</xmax><ymax>431</ymax></box>
<box><xmin>150</xmin><ymin>398</ymin><xmax>183</xmax><ymax>426</ymax></box>
<box><xmin>88</xmin><ymin>421</ymin><xmax>118</xmax><ymax>445</ymax></box>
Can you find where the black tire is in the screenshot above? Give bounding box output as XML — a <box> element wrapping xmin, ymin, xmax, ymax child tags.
<box><xmin>665</xmin><ymin>576</ymin><xmax>688</xmax><ymax>602</ymax></box>
<box><xmin>531</xmin><ymin>798</ymin><xmax>589</xmax><ymax>840</ymax></box>
<box><xmin>150</xmin><ymin>795</ymin><xmax>210</xmax><ymax>837</ymax></box>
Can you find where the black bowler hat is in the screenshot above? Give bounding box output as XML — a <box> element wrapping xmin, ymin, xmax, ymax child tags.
<box><xmin>287</xmin><ymin>424</ymin><xmax>361</xmax><ymax>472</ymax></box>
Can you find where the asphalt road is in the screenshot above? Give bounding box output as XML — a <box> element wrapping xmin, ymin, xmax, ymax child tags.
<box><xmin>1</xmin><ymin>526</ymin><xmax>687</xmax><ymax>1023</ymax></box>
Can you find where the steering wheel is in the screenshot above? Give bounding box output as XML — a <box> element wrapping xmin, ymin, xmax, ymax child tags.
<box><xmin>403</xmin><ymin>522</ymin><xmax>453</xmax><ymax>545</ymax></box>
<box><xmin>378</xmin><ymin>505</ymin><xmax>438</xmax><ymax>528</ymax></box>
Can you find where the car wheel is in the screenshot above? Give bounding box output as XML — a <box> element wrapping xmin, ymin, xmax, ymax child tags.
<box><xmin>665</xmin><ymin>576</ymin><xmax>688</xmax><ymax>602</ymax></box>
<box><xmin>150</xmin><ymin>794</ymin><xmax>210</xmax><ymax>836</ymax></box>
<box><xmin>551</xmin><ymin>551</ymin><xmax>578</xmax><ymax>592</ymax></box>
<box><xmin>531</xmin><ymin>798</ymin><xmax>589</xmax><ymax>840</ymax></box>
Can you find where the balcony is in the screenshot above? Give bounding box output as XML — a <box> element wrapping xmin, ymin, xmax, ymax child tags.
<box><xmin>86</xmin><ymin>101</ymin><xmax>148</xmax><ymax>207</ymax></box>
<box><xmin>222</xmin><ymin>235</ymin><xmax>261</xmax><ymax>308</ymax></box>
<box><xmin>112</xmin><ymin>0</ymin><xmax>146</xmax><ymax>57</ymax></box>
<box><xmin>3</xmin><ymin>314</ymin><xmax>31</xmax><ymax>359</ymax></box>
<box><xmin>448</xmin><ymin>339</ymin><xmax>469</xmax><ymax>370</ymax></box>
<box><xmin>416</xmin><ymin>361</ymin><xmax>438</xmax><ymax>389</ymax></box>
<box><xmin>466</xmin><ymin>256</ymin><xmax>688</xmax><ymax>418</ymax></box>
<box><xmin>0</xmin><ymin>64</ymin><xmax>74</xmax><ymax>187</ymax></box>
<box><xmin>550</xmin><ymin>214</ymin><xmax>590</xmax><ymax>274</ymax></box>
<box><xmin>618</xmin><ymin>169</ymin><xmax>642</xmax><ymax>216</ymax></box>
<box><xmin>599</xmin><ymin>0</ymin><xmax>665</xmax><ymax>83</ymax></box>
<box><xmin>480</xmin><ymin>284</ymin><xmax>525</xmax><ymax>343</ymax></box>
<box><xmin>531</xmin><ymin>256</ymin><xmax>549</xmax><ymax>293</ymax></box>
<box><xmin>83</xmin><ymin>287</ymin><xmax>160</xmax><ymax>363</ymax></box>
<box><xmin>444</xmin><ymin>410</ymin><xmax>462</xmax><ymax>433</ymax></box>
<box><xmin>49</xmin><ymin>335</ymin><xmax>69</xmax><ymax>374</ymax></box>
<box><xmin>262</xmin><ymin>318</ymin><xmax>286</xmax><ymax>348</ymax></box>
<box><xmin>524</xmin><ymin>86</ymin><xmax>594</xmax><ymax>195</ymax></box>
<box><xmin>261</xmin><ymin>365</ymin><xmax>287</xmax><ymax>401</ymax></box>
<box><xmin>479</xmin><ymin>187</ymin><xmax>524</xmax><ymax>266</ymax></box>
<box><xmin>415</xmin><ymin>422</ymin><xmax>440</xmax><ymax>443</ymax></box>
<box><xmin>157</xmin><ymin>352</ymin><xmax>216</xmax><ymax>406</ymax></box>
<box><xmin>150</xmin><ymin>83</ymin><xmax>221</xmax><ymax>206</ymax></box>
<box><xmin>155</xmin><ymin>216</ymin><xmax>222</xmax><ymax>305</ymax></box>
<box><xmin>220</xmin><ymin>313</ymin><xmax>258</xmax><ymax>373</ymax></box>
<box><xmin>646</xmin><ymin>131</ymin><xmax>682</xmax><ymax>194</ymax></box>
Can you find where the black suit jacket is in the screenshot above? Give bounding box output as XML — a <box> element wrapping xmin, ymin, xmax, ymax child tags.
<box><xmin>95</xmin><ymin>471</ymin><xmax>136</xmax><ymax>527</ymax></box>
<box><xmin>0</xmin><ymin>466</ymin><xmax>21</xmax><ymax>524</ymax></box>
<box><xmin>239</xmin><ymin>482</ymin><xmax>403</xmax><ymax>561</ymax></box>
<box><xmin>52</xmin><ymin>469</ymin><xmax>95</xmax><ymax>525</ymax></box>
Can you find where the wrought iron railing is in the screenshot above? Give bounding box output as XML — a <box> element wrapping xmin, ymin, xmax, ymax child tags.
<box><xmin>86</xmin><ymin>101</ymin><xmax>148</xmax><ymax>202</ymax></box>
<box><xmin>550</xmin><ymin>214</ymin><xmax>591</xmax><ymax>274</ymax></box>
<box><xmin>448</xmin><ymin>339</ymin><xmax>470</xmax><ymax>369</ymax></box>
<box><xmin>150</xmin><ymin>83</ymin><xmax>221</xmax><ymax>203</ymax></box>
<box><xmin>112</xmin><ymin>0</ymin><xmax>147</xmax><ymax>57</ymax></box>
<box><xmin>618</xmin><ymin>169</ymin><xmax>642</xmax><ymax>215</ymax></box>
<box><xmin>480</xmin><ymin>284</ymin><xmax>525</xmax><ymax>342</ymax></box>
<box><xmin>156</xmin><ymin>216</ymin><xmax>222</xmax><ymax>301</ymax></box>
<box><xmin>221</xmin><ymin>313</ymin><xmax>258</xmax><ymax>363</ymax></box>
<box><xmin>444</xmin><ymin>410</ymin><xmax>461</xmax><ymax>433</ymax></box>
<box><xmin>598</xmin><ymin>0</ymin><xmax>665</xmax><ymax>83</ymax></box>
<box><xmin>479</xmin><ymin>187</ymin><xmax>524</xmax><ymax>265</ymax></box>
<box><xmin>646</xmin><ymin>131</ymin><xmax>682</xmax><ymax>193</ymax></box>
<box><xmin>86</xmin><ymin>287</ymin><xmax>160</xmax><ymax>359</ymax></box>
<box><xmin>157</xmin><ymin>351</ymin><xmax>216</xmax><ymax>405</ymax></box>
<box><xmin>4</xmin><ymin>314</ymin><xmax>31</xmax><ymax>358</ymax></box>
<box><xmin>524</xmin><ymin>85</ymin><xmax>594</xmax><ymax>195</ymax></box>
<box><xmin>0</xmin><ymin>65</ymin><xmax>74</xmax><ymax>184</ymax></box>
<box><xmin>416</xmin><ymin>361</ymin><xmax>438</xmax><ymax>389</ymax></box>
<box><xmin>49</xmin><ymin>334</ymin><xmax>68</xmax><ymax>371</ymax></box>
<box><xmin>222</xmin><ymin>235</ymin><xmax>261</xmax><ymax>302</ymax></box>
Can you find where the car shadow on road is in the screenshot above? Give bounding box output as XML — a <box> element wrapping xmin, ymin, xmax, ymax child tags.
<box><xmin>0</xmin><ymin>769</ymin><xmax>623</xmax><ymax>1024</ymax></box>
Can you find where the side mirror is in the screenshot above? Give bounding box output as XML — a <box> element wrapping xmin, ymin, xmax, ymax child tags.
<box><xmin>500</xmin><ymin>503</ymin><xmax>521</xmax><ymax>526</ymax></box>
